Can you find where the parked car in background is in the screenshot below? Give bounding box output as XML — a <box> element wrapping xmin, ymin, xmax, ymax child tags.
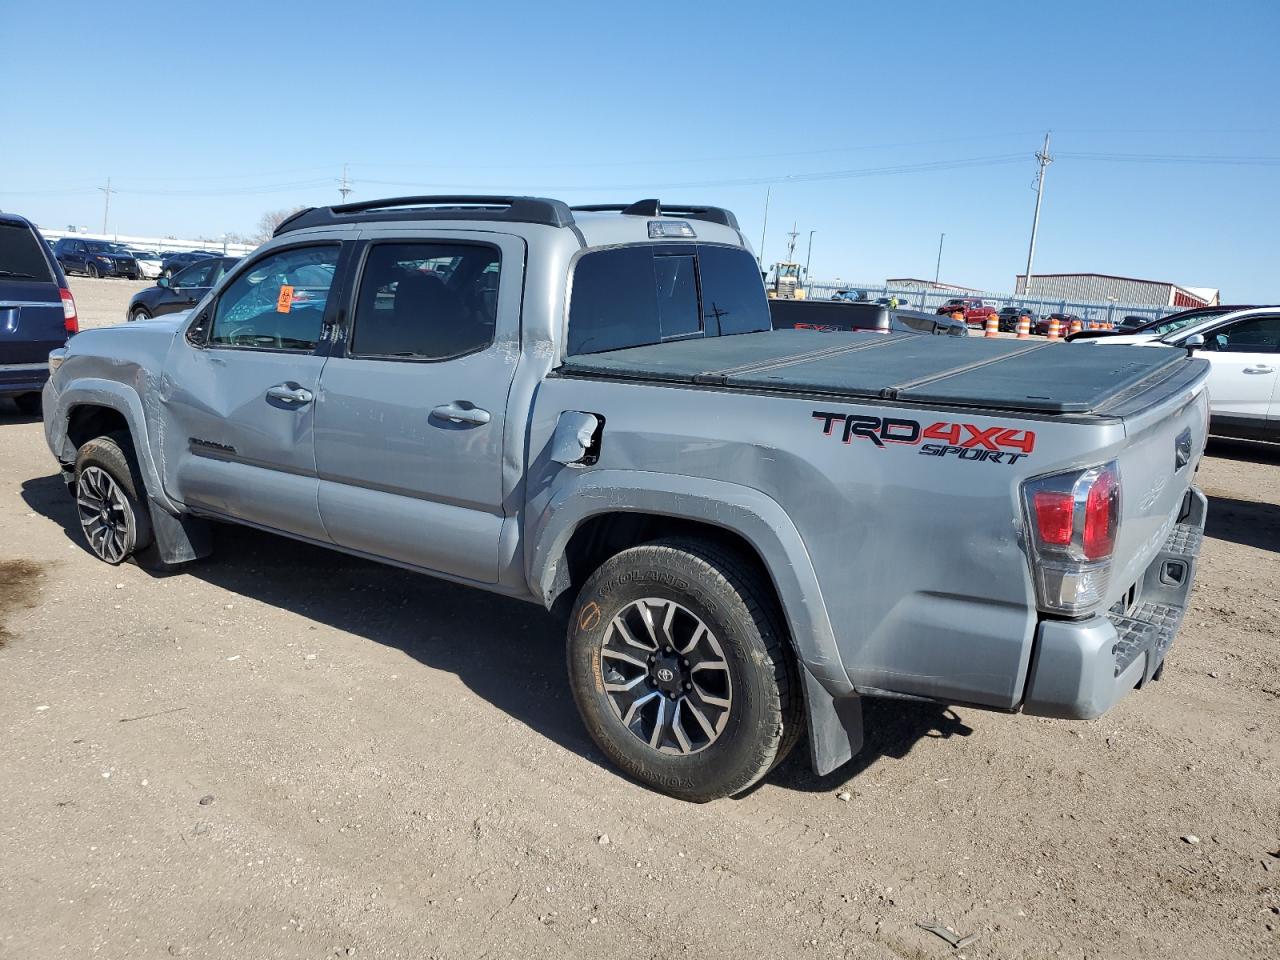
<box><xmin>935</xmin><ymin>297</ymin><xmax>997</xmax><ymax>327</ymax></box>
<box><xmin>771</xmin><ymin>298</ymin><xmax>967</xmax><ymax>336</ymax></box>
<box><xmin>1118</xmin><ymin>315</ymin><xmax>1150</xmax><ymax>331</ymax></box>
<box><xmin>127</xmin><ymin>256</ymin><xmax>239</xmax><ymax>321</ymax></box>
<box><xmin>160</xmin><ymin>251</ymin><xmax>217</xmax><ymax>277</ymax></box>
<box><xmin>1067</xmin><ymin>305</ymin><xmax>1257</xmax><ymax>342</ymax></box>
<box><xmin>830</xmin><ymin>289</ymin><xmax>869</xmax><ymax>302</ymax></box>
<box><xmin>1082</xmin><ymin>307</ymin><xmax>1280</xmax><ymax>441</ymax></box>
<box><xmin>130</xmin><ymin>250</ymin><xmax>164</xmax><ymax>280</ymax></box>
<box><xmin>1037</xmin><ymin>312</ymin><xmax>1082</xmax><ymax>336</ymax></box>
<box><xmin>53</xmin><ymin>237</ymin><xmax>139</xmax><ymax>279</ymax></box>
<box><xmin>1</xmin><ymin>213</ymin><xmax>77</xmax><ymax>413</ymax></box>
<box><xmin>996</xmin><ymin>305</ymin><xmax>1037</xmax><ymax>332</ymax></box>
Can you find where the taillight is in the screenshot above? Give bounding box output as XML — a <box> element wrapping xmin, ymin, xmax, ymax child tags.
<box><xmin>1022</xmin><ymin>461</ymin><xmax>1121</xmax><ymax>616</ymax></box>
<box><xmin>60</xmin><ymin>288</ymin><xmax>79</xmax><ymax>335</ymax></box>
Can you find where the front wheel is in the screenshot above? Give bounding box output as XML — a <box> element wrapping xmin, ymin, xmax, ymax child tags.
<box><xmin>567</xmin><ymin>538</ymin><xmax>802</xmax><ymax>802</ymax></box>
<box><xmin>86</xmin><ymin>262</ymin><xmax>100</xmax><ymax>279</ymax></box>
<box><xmin>74</xmin><ymin>433</ymin><xmax>155</xmax><ymax>565</ymax></box>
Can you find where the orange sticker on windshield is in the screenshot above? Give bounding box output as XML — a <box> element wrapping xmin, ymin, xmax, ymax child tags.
<box><xmin>276</xmin><ymin>285</ymin><xmax>294</xmax><ymax>313</ymax></box>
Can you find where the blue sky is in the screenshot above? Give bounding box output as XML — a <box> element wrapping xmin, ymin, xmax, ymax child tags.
<box><xmin>3</xmin><ymin>0</ymin><xmax>1277</xmax><ymax>299</ymax></box>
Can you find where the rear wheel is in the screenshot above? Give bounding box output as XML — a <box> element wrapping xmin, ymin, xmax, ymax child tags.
<box><xmin>567</xmin><ymin>538</ymin><xmax>802</xmax><ymax>802</ymax></box>
<box><xmin>129</xmin><ymin>306</ymin><xmax>151</xmax><ymax>322</ymax></box>
<box><xmin>73</xmin><ymin>432</ymin><xmax>155</xmax><ymax>566</ymax></box>
<box><xmin>13</xmin><ymin>393</ymin><xmax>41</xmax><ymax>415</ymax></box>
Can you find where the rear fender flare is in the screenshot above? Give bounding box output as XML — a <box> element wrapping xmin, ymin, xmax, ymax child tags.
<box><xmin>528</xmin><ymin>469</ymin><xmax>852</xmax><ymax>697</ymax></box>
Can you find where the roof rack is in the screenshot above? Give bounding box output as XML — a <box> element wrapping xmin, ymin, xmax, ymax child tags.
<box><xmin>570</xmin><ymin>200</ymin><xmax>740</xmax><ymax>230</ymax></box>
<box><xmin>273</xmin><ymin>195</ymin><xmax>576</xmax><ymax>236</ymax></box>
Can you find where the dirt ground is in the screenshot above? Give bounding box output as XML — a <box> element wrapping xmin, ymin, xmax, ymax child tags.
<box><xmin>0</xmin><ymin>279</ymin><xmax>1276</xmax><ymax>959</ymax></box>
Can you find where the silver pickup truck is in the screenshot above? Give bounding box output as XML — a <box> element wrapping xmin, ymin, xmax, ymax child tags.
<box><xmin>43</xmin><ymin>196</ymin><xmax>1210</xmax><ymax>801</ymax></box>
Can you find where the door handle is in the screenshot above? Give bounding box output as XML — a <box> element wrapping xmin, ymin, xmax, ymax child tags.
<box><xmin>266</xmin><ymin>383</ymin><xmax>314</xmax><ymax>405</ymax></box>
<box><xmin>1243</xmin><ymin>366</ymin><xmax>1275</xmax><ymax>374</ymax></box>
<box><xmin>431</xmin><ymin>402</ymin><xmax>491</xmax><ymax>425</ymax></box>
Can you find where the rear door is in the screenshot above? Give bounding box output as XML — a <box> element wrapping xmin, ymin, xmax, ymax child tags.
<box><xmin>313</xmin><ymin>232</ymin><xmax>524</xmax><ymax>584</ymax></box>
<box><xmin>160</xmin><ymin>240</ymin><xmax>348</xmax><ymax>539</ymax></box>
<box><xmin>0</xmin><ymin>220</ymin><xmax>64</xmax><ymax>372</ymax></box>
<box><xmin>1195</xmin><ymin>313</ymin><xmax>1280</xmax><ymax>429</ymax></box>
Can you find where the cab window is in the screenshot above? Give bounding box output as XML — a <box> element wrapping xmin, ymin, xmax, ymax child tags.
<box><xmin>348</xmin><ymin>242</ymin><xmax>499</xmax><ymax>360</ymax></box>
<box><xmin>209</xmin><ymin>246</ymin><xmax>339</xmax><ymax>351</ymax></box>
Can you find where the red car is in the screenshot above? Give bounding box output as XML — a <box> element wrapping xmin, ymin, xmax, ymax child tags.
<box><xmin>935</xmin><ymin>297</ymin><xmax>998</xmax><ymax>327</ymax></box>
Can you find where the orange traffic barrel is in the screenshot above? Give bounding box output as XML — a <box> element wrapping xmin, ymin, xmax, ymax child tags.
<box><xmin>1047</xmin><ymin>318</ymin><xmax>1061</xmax><ymax>341</ymax></box>
<box><xmin>1016</xmin><ymin>317</ymin><xmax>1030</xmax><ymax>339</ymax></box>
<box><xmin>1069</xmin><ymin>319</ymin><xmax>1083</xmax><ymax>335</ymax></box>
<box><xmin>984</xmin><ymin>315</ymin><xmax>999</xmax><ymax>337</ymax></box>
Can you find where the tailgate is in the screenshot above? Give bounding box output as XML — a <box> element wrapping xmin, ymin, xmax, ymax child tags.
<box><xmin>1106</xmin><ymin>358</ymin><xmax>1210</xmax><ymax>601</ymax></box>
<box><xmin>0</xmin><ymin>282</ymin><xmax>64</xmax><ymax>365</ymax></box>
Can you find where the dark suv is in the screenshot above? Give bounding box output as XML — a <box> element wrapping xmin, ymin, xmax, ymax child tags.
<box><xmin>1</xmin><ymin>214</ymin><xmax>78</xmax><ymax>413</ymax></box>
<box><xmin>52</xmin><ymin>237</ymin><xmax>140</xmax><ymax>279</ymax></box>
<box><xmin>127</xmin><ymin>256</ymin><xmax>240</xmax><ymax>321</ymax></box>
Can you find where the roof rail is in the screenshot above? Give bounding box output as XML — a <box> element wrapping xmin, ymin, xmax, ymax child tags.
<box><xmin>570</xmin><ymin>200</ymin><xmax>740</xmax><ymax>230</ymax></box>
<box><xmin>274</xmin><ymin>195</ymin><xmax>576</xmax><ymax>236</ymax></box>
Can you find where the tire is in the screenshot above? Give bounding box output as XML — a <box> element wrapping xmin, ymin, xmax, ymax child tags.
<box><xmin>86</xmin><ymin>262</ymin><xmax>100</xmax><ymax>279</ymax></box>
<box><xmin>73</xmin><ymin>431</ymin><xmax>157</xmax><ymax>567</ymax></box>
<box><xmin>567</xmin><ymin>537</ymin><xmax>802</xmax><ymax>802</ymax></box>
<box><xmin>129</xmin><ymin>306</ymin><xmax>151</xmax><ymax>322</ymax></box>
<box><xmin>13</xmin><ymin>392</ymin><xmax>42</xmax><ymax>415</ymax></box>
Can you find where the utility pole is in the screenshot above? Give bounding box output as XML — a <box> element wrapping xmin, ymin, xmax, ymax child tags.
<box><xmin>98</xmin><ymin>177</ymin><xmax>115</xmax><ymax>235</ymax></box>
<box><xmin>1023</xmin><ymin>132</ymin><xmax>1052</xmax><ymax>295</ymax></box>
<box><xmin>785</xmin><ymin>222</ymin><xmax>799</xmax><ymax>263</ymax></box>
<box><xmin>804</xmin><ymin>230</ymin><xmax>816</xmax><ymax>282</ymax></box>
<box><xmin>934</xmin><ymin>232</ymin><xmax>945</xmax><ymax>284</ymax></box>
<box><xmin>757</xmin><ymin>184</ymin><xmax>772</xmax><ymax>269</ymax></box>
<box><xmin>338</xmin><ymin>163</ymin><xmax>353</xmax><ymax>202</ymax></box>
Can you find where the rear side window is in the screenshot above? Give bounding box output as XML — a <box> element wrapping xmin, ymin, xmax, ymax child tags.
<box><xmin>349</xmin><ymin>242</ymin><xmax>500</xmax><ymax>360</ymax></box>
<box><xmin>209</xmin><ymin>245</ymin><xmax>340</xmax><ymax>351</ymax></box>
<box><xmin>567</xmin><ymin>244</ymin><xmax>768</xmax><ymax>356</ymax></box>
<box><xmin>1209</xmin><ymin>315</ymin><xmax>1280</xmax><ymax>353</ymax></box>
<box><xmin>0</xmin><ymin>222</ymin><xmax>54</xmax><ymax>283</ymax></box>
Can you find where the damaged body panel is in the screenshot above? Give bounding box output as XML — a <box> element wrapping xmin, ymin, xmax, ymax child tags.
<box><xmin>42</xmin><ymin>195</ymin><xmax>1211</xmax><ymax>797</ymax></box>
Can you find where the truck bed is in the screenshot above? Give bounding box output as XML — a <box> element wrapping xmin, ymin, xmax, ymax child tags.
<box><xmin>558</xmin><ymin>329</ymin><xmax>1197</xmax><ymax>416</ymax></box>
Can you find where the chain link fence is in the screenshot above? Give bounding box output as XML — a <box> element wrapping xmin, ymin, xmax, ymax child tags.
<box><xmin>802</xmin><ymin>281</ymin><xmax>1183</xmax><ymax>325</ymax></box>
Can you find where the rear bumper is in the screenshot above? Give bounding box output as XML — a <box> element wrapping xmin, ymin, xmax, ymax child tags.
<box><xmin>0</xmin><ymin>361</ymin><xmax>49</xmax><ymax>396</ymax></box>
<box><xmin>1021</xmin><ymin>487</ymin><xmax>1207</xmax><ymax>719</ymax></box>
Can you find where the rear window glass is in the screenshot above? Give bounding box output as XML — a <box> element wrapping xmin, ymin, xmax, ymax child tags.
<box><xmin>567</xmin><ymin>244</ymin><xmax>768</xmax><ymax>356</ymax></box>
<box><xmin>0</xmin><ymin>222</ymin><xmax>54</xmax><ymax>283</ymax></box>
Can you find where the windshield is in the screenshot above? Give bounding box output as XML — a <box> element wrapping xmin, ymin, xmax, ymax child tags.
<box><xmin>87</xmin><ymin>241</ymin><xmax>129</xmax><ymax>254</ymax></box>
<box><xmin>1155</xmin><ymin>310</ymin><xmax>1223</xmax><ymax>340</ymax></box>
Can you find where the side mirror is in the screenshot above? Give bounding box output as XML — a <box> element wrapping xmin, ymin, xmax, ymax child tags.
<box><xmin>157</xmin><ymin>276</ymin><xmax>170</xmax><ymax>288</ymax></box>
<box><xmin>1183</xmin><ymin>333</ymin><xmax>1204</xmax><ymax>356</ymax></box>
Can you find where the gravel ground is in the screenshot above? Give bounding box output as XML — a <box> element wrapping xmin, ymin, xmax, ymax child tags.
<box><xmin>66</xmin><ymin>276</ymin><xmax>152</xmax><ymax>330</ymax></box>
<box><xmin>0</xmin><ymin>282</ymin><xmax>1276</xmax><ymax>960</ymax></box>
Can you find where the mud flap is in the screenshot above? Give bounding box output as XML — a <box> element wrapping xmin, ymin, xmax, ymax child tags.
<box><xmin>147</xmin><ymin>499</ymin><xmax>213</xmax><ymax>565</ymax></box>
<box><xmin>801</xmin><ymin>665</ymin><xmax>864</xmax><ymax>776</ymax></box>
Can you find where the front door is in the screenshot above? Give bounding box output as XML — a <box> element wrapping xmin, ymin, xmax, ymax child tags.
<box><xmin>160</xmin><ymin>241</ymin><xmax>346</xmax><ymax>540</ymax></box>
<box><xmin>314</xmin><ymin>233</ymin><xmax>523</xmax><ymax>584</ymax></box>
<box><xmin>160</xmin><ymin>258</ymin><xmax>221</xmax><ymax>316</ymax></box>
<box><xmin>1197</xmin><ymin>313</ymin><xmax>1280</xmax><ymax>430</ymax></box>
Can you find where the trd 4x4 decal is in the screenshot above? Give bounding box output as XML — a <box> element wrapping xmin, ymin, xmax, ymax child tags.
<box><xmin>812</xmin><ymin>411</ymin><xmax>1035</xmax><ymax>465</ymax></box>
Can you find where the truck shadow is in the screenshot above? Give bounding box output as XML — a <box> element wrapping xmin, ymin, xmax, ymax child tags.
<box><xmin>0</xmin><ymin>398</ymin><xmax>43</xmax><ymax>425</ymax></box>
<box><xmin>1204</xmin><ymin>494</ymin><xmax>1280</xmax><ymax>553</ymax></box>
<box><xmin>21</xmin><ymin>470</ymin><xmax>969</xmax><ymax>797</ymax></box>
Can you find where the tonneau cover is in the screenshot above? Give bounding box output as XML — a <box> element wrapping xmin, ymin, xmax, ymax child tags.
<box><xmin>558</xmin><ymin>329</ymin><xmax>1195</xmax><ymax>415</ymax></box>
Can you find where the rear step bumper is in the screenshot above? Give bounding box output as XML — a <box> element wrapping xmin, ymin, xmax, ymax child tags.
<box><xmin>1021</xmin><ymin>487</ymin><xmax>1207</xmax><ymax>720</ymax></box>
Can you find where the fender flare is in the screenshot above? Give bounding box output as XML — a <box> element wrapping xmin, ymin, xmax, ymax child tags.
<box><xmin>527</xmin><ymin>468</ymin><xmax>853</xmax><ymax>698</ymax></box>
<box><xmin>48</xmin><ymin>378</ymin><xmax>180</xmax><ymax>515</ymax></box>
